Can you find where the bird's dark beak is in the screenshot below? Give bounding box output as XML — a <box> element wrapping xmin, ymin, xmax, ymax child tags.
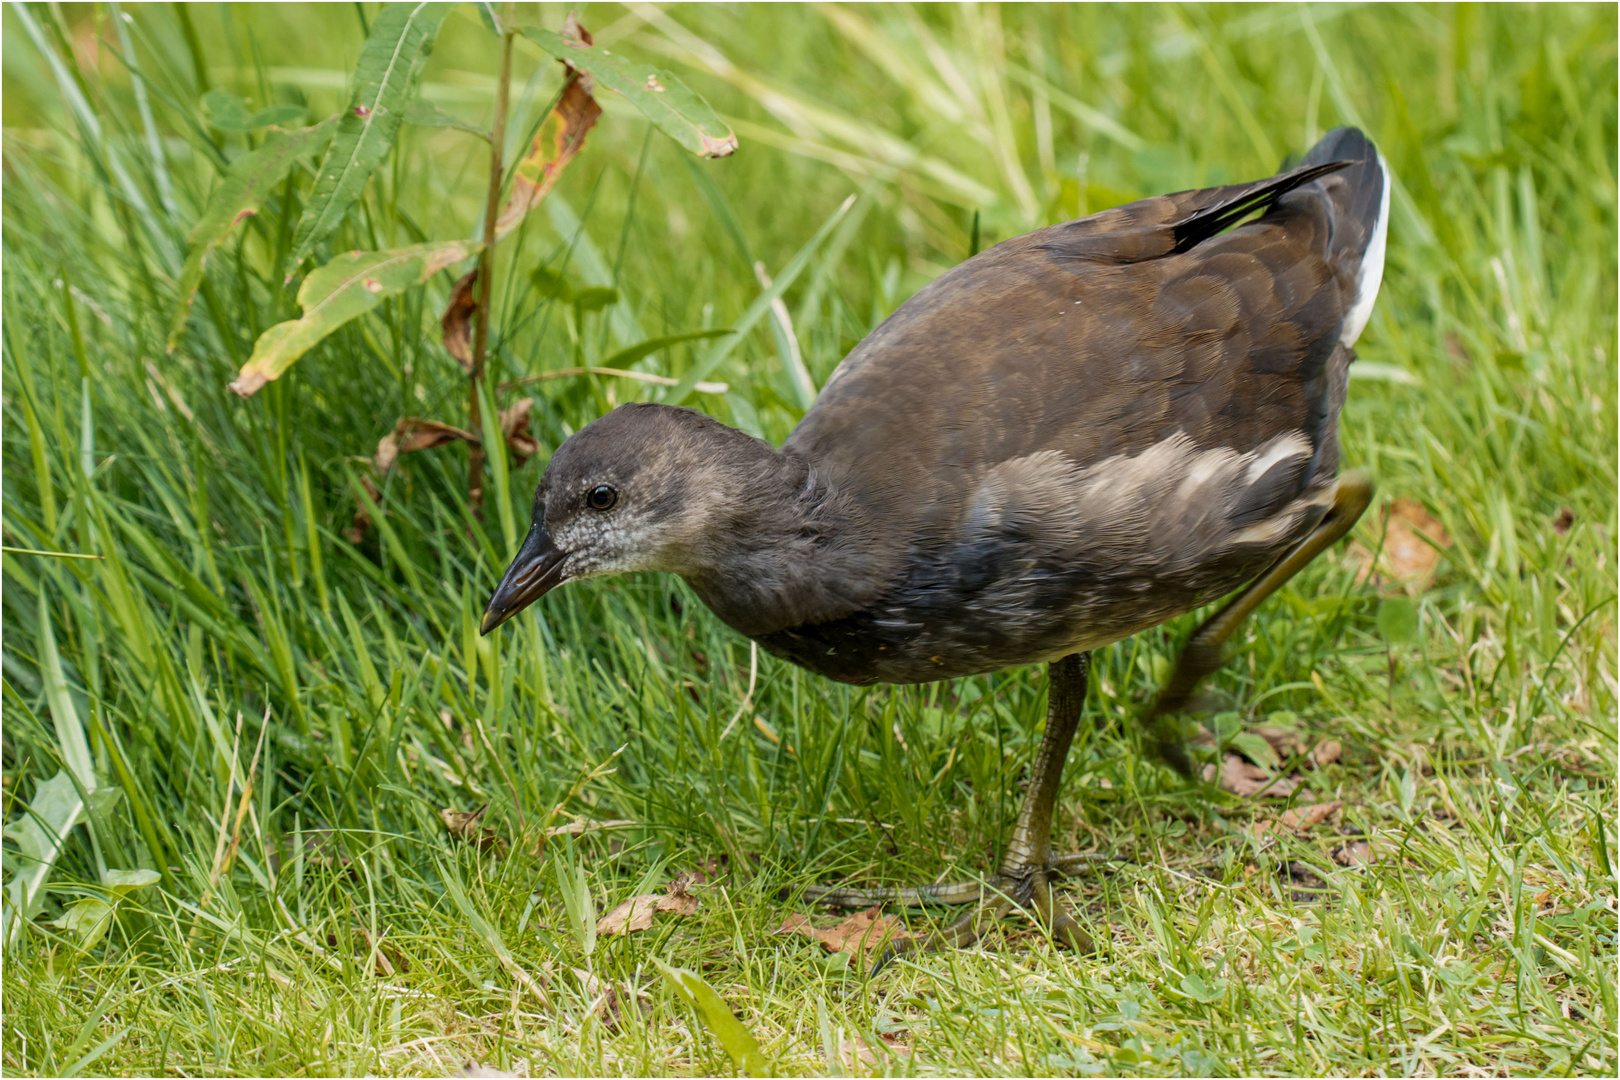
<box><xmin>481</xmin><ymin>522</ymin><xmax>569</xmax><ymax>634</ymax></box>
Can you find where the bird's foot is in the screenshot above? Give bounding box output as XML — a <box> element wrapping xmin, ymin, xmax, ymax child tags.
<box><xmin>799</xmin><ymin>854</ymin><xmax>1106</xmax><ymax>970</ymax></box>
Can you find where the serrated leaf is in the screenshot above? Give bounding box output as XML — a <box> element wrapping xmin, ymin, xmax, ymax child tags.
<box><xmin>229</xmin><ymin>239</ymin><xmax>480</xmax><ymax>396</ymax></box>
<box><xmin>599</xmin><ymin>329</ymin><xmax>734</xmax><ymax>370</ymax></box>
<box><xmin>168</xmin><ymin>118</ymin><xmax>338</xmax><ymax>350</ymax></box>
<box><xmin>290</xmin><ymin>2</ymin><xmax>452</xmax><ymax>265</ymax></box>
<box><xmin>653</xmin><ymin>959</ymin><xmax>772</xmax><ymax>1076</ymax></box>
<box><xmin>521</xmin><ymin>26</ymin><xmax>737</xmax><ymax>158</ymax></box>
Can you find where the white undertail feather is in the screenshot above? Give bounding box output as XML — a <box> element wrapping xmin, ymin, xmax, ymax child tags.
<box><xmin>1339</xmin><ymin>151</ymin><xmax>1391</xmax><ymax>346</ymax></box>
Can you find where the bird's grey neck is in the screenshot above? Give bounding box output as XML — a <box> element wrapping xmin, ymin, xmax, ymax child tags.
<box><xmin>678</xmin><ymin>447</ymin><xmax>879</xmax><ymax>639</ymax></box>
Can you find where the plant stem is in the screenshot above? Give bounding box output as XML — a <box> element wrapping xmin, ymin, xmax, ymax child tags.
<box><xmin>470</xmin><ymin>7</ymin><xmax>516</xmax><ymax>516</ymax></box>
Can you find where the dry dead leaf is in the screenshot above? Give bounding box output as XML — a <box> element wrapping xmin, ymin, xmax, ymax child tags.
<box><xmin>442</xmin><ymin>268</ymin><xmax>479</xmax><ymax>372</ymax></box>
<box><xmin>1334</xmin><ymin>835</ymin><xmax>1398</xmax><ymax>867</ymax></box>
<box><xmin>439</xmin><ymin>805</ymin><xmax>507</xmax><ymax>856</ymax></box>
<box><xmin>345</xmin><ymin>469</ymin><xmax>383</xmax><ymax>544</ymax></box>
<box><xmin>1552</xmin><ymin>506</ymin><xmax>1575</xmax><ymax>536</ymax></box>
<box><xmin>1311</xmin><ymin>739</ymin><xmax>1342</xmax><ymax>768</ymax></box>
<box><xmin>494</xmin><ymin>19</ymin><xmax>601</xmax><ymax>239</ymax></box>
<box><xmin>1350</xmin><ymin>498</ymin><xmax>1454</xmax><ymax>590</ymax></box>
<box><xmin>1255</xmin><ymin>726</ymin><xmax>1307</xmax><ymax>759</ymax></box>
<box><xmin>375</xmin><ymin>416</ymin><xmax>479</xmax><ymax>477</ymax></box>
<box><xmin>596</xmin><ymin>874</ymin><xmax>701</xmax><ymax>936</ymax></box>
<box><xmin>461</xmin><ymin>1064</ymin><xmax>521</xmax><ymax>1079</ymax></box>
<box><xmin>775</xmin><ymin>905</ymin><xmax>913</xmax><ymax>956</ymax></box>
<box><xmin>498</xmin><ymin>397</ymin><xmax>539</xmax><ymax>463</ymax></box>
<box><xmin>1281</xmin><ymin>800</ymin><xmax>1342</xmax><ymax>831</ymax></box>
<box><xmin>597</xmin><ymin>894</ymin><xmax>661</xmax><ymax>936</ymax></box>
<box><xmin>1204</xmin><ymin>753</ymin><xmax>1300</xmax><ymax>798</ymax></box>
<box><xmin>1250</xmin><ymin>801</ymin><xmax>1341</xmax><ymax>841</ymax></box>
<box><xmin>837</xmin><ymin>1034</ymin><xmax>912</xmax><ymax>1072</ymax></box>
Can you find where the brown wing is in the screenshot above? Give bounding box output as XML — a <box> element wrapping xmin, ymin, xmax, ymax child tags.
<box><xmin>787</xmin><ymin>158</ymin><xmax>1366</xmax><ymax>564</ymax></box>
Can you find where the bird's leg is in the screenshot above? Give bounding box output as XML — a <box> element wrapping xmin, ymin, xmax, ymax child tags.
<box><xmin>802</xmin><ymin>653</ymin><xmax>1099</xmax><ymax>961</ymax></box>
<box><xmin>1144</xmin><ymin>471</ymin><xmax>1375</xmax><ymax>773</ymax></box>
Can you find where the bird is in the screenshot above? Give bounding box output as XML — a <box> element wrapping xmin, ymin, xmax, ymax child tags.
<box><xmin>482</xmin><ymin>127</ymin><xmax>1388</xmax><ymax>958</ymax></box>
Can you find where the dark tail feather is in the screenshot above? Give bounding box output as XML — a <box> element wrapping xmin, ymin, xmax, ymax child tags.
<box><xmin>1295</xmin><ymin>126</ymin><xmax>1387</xmax><ymax>263</ymax></box>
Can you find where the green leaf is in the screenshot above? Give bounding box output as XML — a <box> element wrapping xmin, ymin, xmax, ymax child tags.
<box><xmin>573</xmin><ymin>286</ymin><xmax>619</xmax><ymax>313</ymax></box>
<box><xmin>37</xmin><ymin>592</ymin><xmax>95</xmax><ymax>792</ymax></box>
<box><xmin>229</xmin><ymin>239</ymin><xmax>480</xmax><ymax>396</ymax></box>
<box><xmin>168</xmin><ymin>117</ymin><xmax>339</xmax><ymax>350</ymax></box>
<box><xmin>3</xmin><ymin>771</ymin><xmax>88</xmax><ymax>945</ymax></box>
<box><xmin>554</xmin><ymin>850</ymin><xmax>597</xmax><ymax>957</ymax></box>
<box><xmin>530</xmin><ymin>266</ymin><xmax>574</xmax><ymax>302</ymax></box>
<box><xmin>402</xmin><ymin>99</ymin><xmax>488</xmax><ymax>139</ymax></box>
<box><xmin>1179</xmin><ymin>971</ymin><xmax>1226</xmax><ymax>1003</ymax></box>
<box><xmin>599</xmin><ymin>329</ymin><xmax>735</xmax><ymax>370</ymax></box>
<box><xmin>52</xmin><ymin>897</ymin><xmax>114</xmax><ymax>950</ymax></box>
<box><xmin>290</xmin><ymin>2</ymin><xmax>452</xmax><ymax>265</ymax></box>
<box><xmin>201</xmin><ymin>89</ymin><xmax>305</xmax><ymax>131</ymax></box>
<box><xmin>1377</xmin><ymin>596</ymin><xmax>1419</xmax><ymax>644</ymax></box>
<box><xmin>1229</xmin><ymin>732</ymin><xmax>1280</xmax><ymax>770</ymax></box>
<box><xmin>102</xmin><ymin>868</ymin><xmax>160</xmax><ymax>897</ymax></box>
<box><xmin>665</xmin><ymin>195</ymin><xmax>854</xmax><ymax>405</ymax></box>
<box><xmin>652</xmin><ymin>958</ymin><xmax>772</xmax><ymax>1075</ymax></box>
<box><xmin>520</xmin><ymin>26</ymin><xmax>738</xmax><ymax>158</ymax></box>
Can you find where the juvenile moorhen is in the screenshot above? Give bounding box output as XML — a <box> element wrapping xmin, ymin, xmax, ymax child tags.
<box><xmin>483</xmin><ymin>127</ymin><xmax>1388</xmax><ymax>956</ymax></box>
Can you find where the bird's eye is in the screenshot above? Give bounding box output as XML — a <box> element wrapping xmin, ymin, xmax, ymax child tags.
<box><xmin>585</xmin><ymin>485</ymin><xmax>618</xmax><ymax>511</ymax></box>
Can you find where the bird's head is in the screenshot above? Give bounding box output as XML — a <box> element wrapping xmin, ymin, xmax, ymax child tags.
<box><xmin>480</xmin><ymin>402</ymin><xmax>775</xmax><ymax>634</ymax></box>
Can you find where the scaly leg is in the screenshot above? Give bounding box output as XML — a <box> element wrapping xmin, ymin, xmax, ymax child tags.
<box><xmin>1144</xmin><ymin>471</ymin><xmax>1375</xmax><ymax>774</ymax></box>
<box><xmin>802</xmin><ymin>653</ymin><xmax>1101</xmax><ymax>962</ymax></box>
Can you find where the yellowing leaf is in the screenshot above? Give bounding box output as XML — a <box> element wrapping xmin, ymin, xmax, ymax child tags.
<box><xmin>520</xmin><ymin>26</ymin><xmax>737</xmax><ymax>158</ymax></box>
<box><xmin>230</xmin><ymin>239</ymin><xmax>480</xmax><ymax>396</ymax></box>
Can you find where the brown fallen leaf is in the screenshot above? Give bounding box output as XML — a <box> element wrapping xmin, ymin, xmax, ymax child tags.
<box><xmin>1204</xmin><ymin>753</ymin><xmax>1300</xmax><ymax>798</ymax></box>
<box><xmin>1311</xmin><ymin>739</ymin><xmax>1342</xmax><ymax>768</ymax></box>
<box><xmin>375</xmin><ymin>417</ymin><xmax>480</xmax><ymax>477</ymax></box>
<box><xmin>775</xmin><ymin>905</ymin><xmax>912</xmax><ymax>956</ymax></box>
<box><xmin>498</xmin><ymin>396</ymin><xmax>539</xmax><ymax>464</ymax></box>
<box><xmin>596</xmin><ymin>875</ymin><xmax>701</xmax><ymax>936</ymax></box>
<box><xmin>1350</xmin><ymin>498</ymin><xmax>1453</xmax><ymax>590</ymax></box>
<box><xmin>1552</xmin><ymin>506</ymin><xmax>1575</xmax><ymax>536</ymax></box>
<box><xmin>1281</xmin><ymin>800</ymin><xmax>1342</xmax><ymax>831</ymax></box>
<box><xmin>345</xmin><ymin>468</ymin><xmax>384</xmax><ymax>545</ymax></box>
<box><xmin>837</xmin><ymin>1034</ymin><xmax>912</xmax><ymax>1072</ymax></box>
<box><xmin>1250</xmin><ymin>801</ymin><xmax>1342</xmax><ymax>841</ymax></box>
<box><xmin>442</xmin><ymin>268</ymin><xmax>479</xmax><ymax>372</ymax></box>
<box><xmin>439</xmin><ymin>805</ymin><xmax>507</xmax><ymax>856</ymax></box>
<box><xmin>659</xmin><ymin>871</ymin><xmax>701</xmax><ymax>916</ymax></box>
<box><xmin>1334</xmin><ymin>835</ymin><xmax>1399</xmax><ymax>867</ymax></box>
<box><xmin>461</xmin><ymin>1064</ymin><xmax>521</xmax><ymax>1079</ymax></box>
<box><xmin>1255</xmin><ymin>726</ymin><xmax>1307</xmax><ymax>759</ymax></box>
<box><xmin>494</xmin><ymin>18</ymin><xmax>601</xmax><ymax>240</ymax></box>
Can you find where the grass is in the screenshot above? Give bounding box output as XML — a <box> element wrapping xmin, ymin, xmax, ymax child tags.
<box><xmin>2</xmin><ymin>2</ymin><xmax>1615</xmax><ymax>1076</ymax></box>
